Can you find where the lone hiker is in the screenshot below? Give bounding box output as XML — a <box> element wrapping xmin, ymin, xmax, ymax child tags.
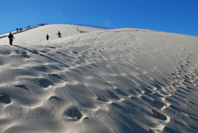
<box><xmin>56</xmin><ymin>31</ymin><xmax>61</xmax><ymax>38</ymax></box>
<box><xmin>46</xmin><ymin>34</ymin><xmax>50</xmax><ymax>40</ymax></box>
<box><xmin>8</xmin><ymin>32</ymin><xmax>15</xmax><ymax>45</ymax></box>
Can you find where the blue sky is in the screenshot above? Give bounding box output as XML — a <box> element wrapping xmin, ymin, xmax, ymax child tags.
<box><xmin>1</xmin><ymin>0</ymin><xmax>198</xmax><ymax>36</ymax></box>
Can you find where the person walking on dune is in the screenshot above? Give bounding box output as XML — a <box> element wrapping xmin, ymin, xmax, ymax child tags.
<box><xmin>8</xmin><ymin>32</ymin><xmax>15</xmax><ymax>45</ymax></box>
<box><xmin>46</xmin><ymin>34</ymin><xmax>50</xmax><ymax>40</ymax></box>
<box><xmin>56</xmin><ymin>31</ymin><xmax>61</xmax><ymax>38</ymax></box>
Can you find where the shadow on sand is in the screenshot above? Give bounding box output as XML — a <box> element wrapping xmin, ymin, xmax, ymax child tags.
<box><xmin>13</xmin><ymin>45</ymin><xmax>70</xmax><ymax>68</ymax></box>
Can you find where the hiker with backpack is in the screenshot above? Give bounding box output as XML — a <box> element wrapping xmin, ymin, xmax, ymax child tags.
<box><xmin>56</xmin><ymin>31</ymin><xmax>61</xmax><ymax>38</ymax></box>
<box><xmin>8</xmin><ymin>32</ymin><xmax>15</xmax><ymax>45</ymax></box>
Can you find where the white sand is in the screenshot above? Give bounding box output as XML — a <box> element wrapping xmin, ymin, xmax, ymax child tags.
<box><xmin>0</xmin><ymin>24</ymin><xmax>198</xmax><ymax>133</ymax></box>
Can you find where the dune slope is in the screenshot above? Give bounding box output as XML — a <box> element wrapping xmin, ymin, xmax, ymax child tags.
<box><xmin>0</xmin><ymin>24</ymin><xmax>198</xmax><ymax>133</ymax></box>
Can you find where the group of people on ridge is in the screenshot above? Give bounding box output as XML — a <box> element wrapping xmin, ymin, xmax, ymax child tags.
<box><xmin>46</xmin><ymin>31</ymin><xmax>61</xmax><ymax>40</ymax></box>
<box><xmin>16</xmin><ymin>28</ymin><xmax>23</xmax><ymax>32</ymax></box>
<box><xmin>7</xmin><ymin>31</ymin><xmax>62</xmax><ymax>45</ymax></box>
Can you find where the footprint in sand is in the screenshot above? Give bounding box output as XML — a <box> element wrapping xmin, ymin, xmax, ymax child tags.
<box><xmin>152</xmin><ymin>110</ymin><xmax>167</xmax><ymax>120</ymax></box>
<box><xmin>20</xmin><ymin>51</ymin><xmax>28</xmax><ymax>56</ymax></box>
<box><xmin>0</xmin><ymin>50</ymin><xmax>11</xmax><ymax>55</ymax></box>
<box><xmin>49</xmin><ymin>96</ymin><xmax>61</xmax><ymax>101</ymax></box>
<box><xmin>141</xmin><ymin>95</ymin><xmax>166</xmax><ymax>110</ymax></box>
<box><xmin>63</xmin><ymin>106</ymin><xmax>82</xmax><ymax>120</ymax></box>
<box><xmin>114</xmin><ymin>88</ymin><xmax>128</xmax><ymax>96</ymax></box>
<box><xmin>106</xmin><ymin>90</ymin><xmax>120</xmax><ymax>100</ymax></box>
<box><xmin>21</xmin><ymin>78</ymin><xmax>53</xmax><ymax>87</ymax></box>
<box><xmin>0</xmin><ymin>60</ymin><xmax>5</xmax><ymax>66</ymax></box>
<box><xmin>73</xmin><ymin>51</ymin><xmax>78</xmax><ymax>54</ymax></box>
<box><xmin>48</xmin><ymin>73</ymin><xmax>62</xmax><ymax>79</ymax></box>
<box><xmin>0</xmin><ymin>93</ymin><xmax>11</xmax><ymax>104</ymax></box>
<box><xmin>47</xmin><ymin>46</ymin><xmax>56</xmax><ymax>49</ymax></box>
<box><xmin>14</xmin><ymin>84</ymin><xmax>29</xmax><ymax>90</ymax></box>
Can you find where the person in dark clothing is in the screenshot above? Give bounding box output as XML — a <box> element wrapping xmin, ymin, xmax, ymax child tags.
<box><xmin>46</xmin><ymin>34</ymin><xmax>50</xmax><ymax>40</ymax></box>
<box><xmin>8</xmin><ymin>32</ymin><xmax>15</xmax><ymax>45</ymax></box>
<box><xmin>56</xmin><ymin>31</ymin><xmax>61</xmax><ymax>38</ymax></box>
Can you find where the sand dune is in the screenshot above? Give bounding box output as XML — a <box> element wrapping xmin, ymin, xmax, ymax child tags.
<box><xmin>0</xmin><ymin>24</ymin><xmax>198</xmax><ymax>133</ymax></box>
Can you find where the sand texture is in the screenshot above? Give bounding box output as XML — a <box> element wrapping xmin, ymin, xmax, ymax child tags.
<box><xmin>0</xmin><ymin>24</ymin><xmax>198</xmax><ymax>133</ymax></box>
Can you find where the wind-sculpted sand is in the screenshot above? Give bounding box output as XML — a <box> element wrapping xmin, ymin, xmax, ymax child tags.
<box><xmin>0</xmin><ymin>24</ymin><xmax>198</xmax><ymax>133</ymax></box>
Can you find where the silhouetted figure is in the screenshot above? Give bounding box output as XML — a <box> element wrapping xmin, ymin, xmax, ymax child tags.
<box><xmin>16</xmin><ymin>28</ymin><xmax>19</xmax><ymax>31</ymax></box>
<box><xmin>46</xmin><ymin>34</ymin><xmax>50</xmax><ymax>40</ymax></box>
<box><xmin>8</xmin><ymin>32</ymin><xmax>15</xmax><ymax>45</ymax></box>
<box><xmin>20</xmin><ymin>28</ymin><xmax>23</xmax><ymax>31</ymax></box>
<box><xmin>56</xmin><ymin>31</ymin><xmax>61</xmax><ymax>38</ymax></box>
